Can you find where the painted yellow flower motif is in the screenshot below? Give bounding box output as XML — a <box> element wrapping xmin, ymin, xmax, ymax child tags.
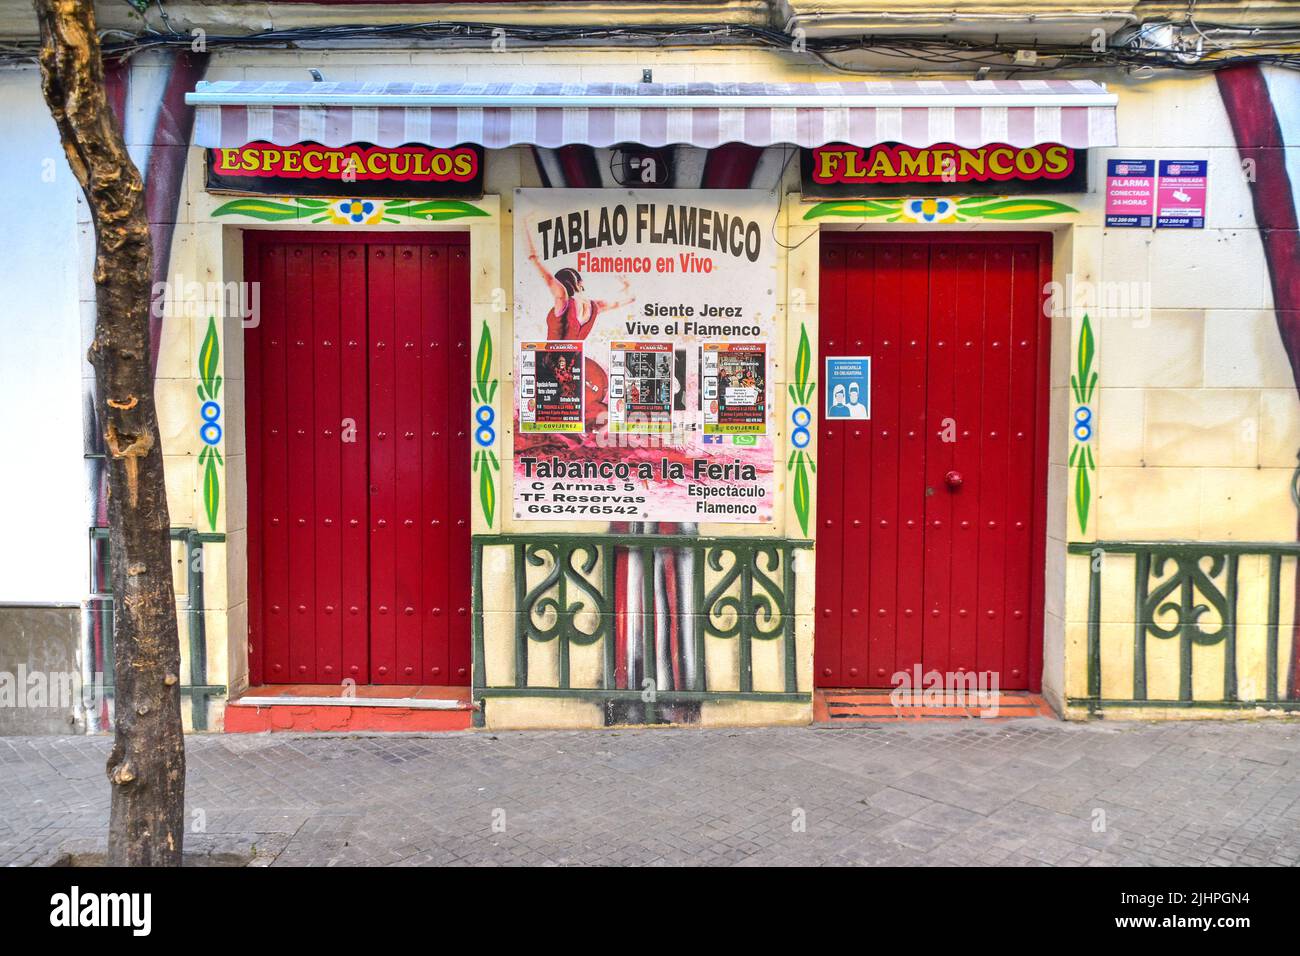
<box><xmin>901</xmin><ymin>198</ymin><xmax>959</xmax><ymax>223</ymax></box>
<box><xmin>329</xmin><ymin>199</ymin><xmax>384</xmax><ymax>226</ymax></box>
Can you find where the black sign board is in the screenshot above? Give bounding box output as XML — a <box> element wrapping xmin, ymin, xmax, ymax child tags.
<box><xmin>205</xmin><ymin>141</ymin><xmax>485</xmax><ymax>199</ymax></box>
<box><xmin>801</xmin><ymin>143</ymin><xmax>1088</xmax><ymax>198</ymax></box>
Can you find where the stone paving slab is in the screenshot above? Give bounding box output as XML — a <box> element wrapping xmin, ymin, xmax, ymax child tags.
<box><xmin>1</xmin><ymin>718</ymin><xmax>1297</xmax><ymax>866</ymax></box>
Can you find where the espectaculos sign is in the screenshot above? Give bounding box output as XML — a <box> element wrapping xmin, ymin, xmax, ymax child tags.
<box><xmin>205</xmin><ymin>141</ymin><xmax>484</xmax><ymax>199</ymax></box>
<box><xmin>801</xmin><ymin>142</ymin><xmax>1086</xmax><ymax>197</ymax></box>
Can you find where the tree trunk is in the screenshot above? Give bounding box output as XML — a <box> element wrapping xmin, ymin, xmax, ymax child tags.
<box><xmin>34</xmin><ymin>0</ymin><xmax>185</xmax><ymax>865</ymax></box>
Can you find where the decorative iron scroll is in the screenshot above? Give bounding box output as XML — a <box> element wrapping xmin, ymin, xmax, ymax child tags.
<box><xmin>1069</xmin><ymin>540</ymin><xmax>1300</xmax><ymax>710</ymax></box>
<box><xmin>473</xmin><ymin>534</ymin><xmax>811</xmax><ymax>704</ymax></box>
<box><xmin>704</xmin><ymin>544</ymin><xmax>787</xmax><ymax>642</ymax></box>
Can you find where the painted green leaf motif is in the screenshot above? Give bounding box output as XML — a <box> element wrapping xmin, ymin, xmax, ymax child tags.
<box><xmin>211</xmin><ymin>198</ymin><xmax>300</xmax><ymax>221</ymax></box>
<box><xmin>391</xmin><ymin>201</ymin><xmax>489</xmax><ymax>221</ymax></box>
<box><xmin>794</xmin><ymin>323</ymin><xmax>811</xmax><ymax>402</ymax></box>
<box><xmin>475</xmin><ymin>322</ymin><xmax>493</xmax><ymax>389</ymax></box>
<box><xmin>1076</xmin><ymin>313</ymin><xmax>1096</xmax><ymax>402</ymax></box>
<box><xmin>199</xmin><ymin>316</ymin><xmax>220</xmax><ymax>400</ymax></box>
<box><xmin>804</xmin><ymin>196</ymin><xmax>1076</xmax><ymax>222</ymax></box>
<box><xmin>1074</xmin><ymin>460</ymin><xmax>1091</xmax><ymax>535</ymax></box>
<box><xmin>203</xmin><ymin>454</ymin><xmax>221</xmax><ymax>532</ymax></box>
<box><xmin>803</xmin><ymin>199</ymin><xmax>903</xmax><ymax>221</ymax></box>
<box><xmin>479</xmin><ymin>461</ymin><xmax>496</xmax><ymax>528</ymax></box>
<box><xmin>792</xmin><ymin>453</ymin><xmax>811</xmax><ymax>538</ymax></box>
<box><xmin>966</xmin><ymin>199</ymin><xmax>1079</xmax><ymax>220</ymax></box>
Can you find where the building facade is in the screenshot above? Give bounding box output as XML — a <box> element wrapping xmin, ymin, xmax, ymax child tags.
<box><xmin>1</xmin><ymin>0</ymin><xmax>1298</xmax><ymax>733</ymax></box>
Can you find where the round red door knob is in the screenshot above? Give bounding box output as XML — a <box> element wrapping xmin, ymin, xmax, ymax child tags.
<box><xmin>945</xmin><ymin>470</ymin><xmax>964</xmax><ymax>489</ymax></box>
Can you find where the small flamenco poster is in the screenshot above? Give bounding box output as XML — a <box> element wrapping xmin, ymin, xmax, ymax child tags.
<box><xmin>519</xmin><ymin>341</ymin><xmax>584</xmax><ymax>433</ymax></box>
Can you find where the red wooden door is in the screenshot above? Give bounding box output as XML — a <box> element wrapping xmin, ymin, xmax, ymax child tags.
<box><xmin>246</xmin><ymin>233</ymin><xmax>471</xmax><ymax>686</ymax></box>
<box><xmin>814</xmin><ymin>234</ymin><xmax>1050</xmax><ymax>691</ymax></box>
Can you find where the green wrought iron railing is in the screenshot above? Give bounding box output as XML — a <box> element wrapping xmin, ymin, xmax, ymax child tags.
<box><xmin>89</xmin><ymin>527</ymin><xmax>227</xmax><ymax>730</ymax></box>
<box><xmin>1068</xmin><ymin>540</ymin><xmax>1300</xmax><ymax>712</ymax></box>
<box><xmin>472</xmin><ymin>533</ymin><xmax>812</xmax><ymax>721</ymax></box>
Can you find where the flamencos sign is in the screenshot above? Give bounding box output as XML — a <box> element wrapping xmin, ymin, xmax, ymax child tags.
<box><xmin>205</xmin><ymin>141</ymin><xmax>485</xmax><ymax>199</ymax></box>
<box><xmin>801</xmin><ymin>142</ymin><xmax>1087</xmax><ymax>197</ymax></box>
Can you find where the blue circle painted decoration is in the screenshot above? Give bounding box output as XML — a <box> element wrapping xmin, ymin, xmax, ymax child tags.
<box><xmin>200</xmin><ymin>400</ymin><xmax>223</xmax><ymax>445</ymax></box>
<box><xmin>1073</xmin><ymin>405</ymin><xmax>1092</xmax><ymax>442</ymax></box>
<box><xmin>791</xmin><ymin>405</ymin><xmax>812</xmax><ymax>449</ymax></box>
<box><xmin>474</xmin><ymin>405</ymin><xmax>496</xmax><ymax>447</ymax></box>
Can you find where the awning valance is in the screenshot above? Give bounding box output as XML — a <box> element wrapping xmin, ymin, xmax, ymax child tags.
<box><xmin>188</xmin><ymin>80</ymin><xmax>1118</xmax><ymax>151</ymax></box>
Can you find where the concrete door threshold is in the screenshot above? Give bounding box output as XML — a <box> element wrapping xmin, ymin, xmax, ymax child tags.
<box><xmin>225</xmin><ymin>684</ymin><xmax>476</xmax><ymax>733</ymax></box>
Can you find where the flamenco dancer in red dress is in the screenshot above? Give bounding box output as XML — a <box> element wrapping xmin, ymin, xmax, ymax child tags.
<box><xmin>525</xmin><ymin>229</ymin><xmax>632</xmax><ymax>428</ymax></box>
<box><xmin>553</xmin><ymin>355</ymin><xmax>577</xmax><ymax>399</ymax></box>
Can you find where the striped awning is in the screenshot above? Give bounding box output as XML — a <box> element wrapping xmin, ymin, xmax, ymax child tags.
<box><xmin>188</xmin><ymin>79</ymin><xmax>1118</xmax><ymax>150</ymax></box>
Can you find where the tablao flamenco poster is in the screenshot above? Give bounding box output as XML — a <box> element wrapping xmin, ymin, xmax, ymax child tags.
<box><xmin>513</xmin><ymin>188</ymin><xmax>779</xmax><ymax>523</ymax></box>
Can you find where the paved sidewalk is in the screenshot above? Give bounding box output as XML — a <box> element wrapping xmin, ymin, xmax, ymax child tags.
<box><xmin>2</xmin><ymin>718</ymin><xmax>1298</xmax><ymax>866</ymax></box>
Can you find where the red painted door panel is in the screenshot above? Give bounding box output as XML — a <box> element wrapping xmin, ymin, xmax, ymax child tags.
<box><xmin>815</xmin><ymin>234</ymin><xmax>1049</xmax><ymax>691</ymax></box>
<box><xmin>246</xmin><ymin>234</ymin><xmax>470</xmax><ymax>686</ymax></box>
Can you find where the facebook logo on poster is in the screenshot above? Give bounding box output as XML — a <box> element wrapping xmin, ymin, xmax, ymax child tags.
<box><xmin>825</xmin><ymin>356</ymin><xmax>871</xmax><ymax>420</ymax></box>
